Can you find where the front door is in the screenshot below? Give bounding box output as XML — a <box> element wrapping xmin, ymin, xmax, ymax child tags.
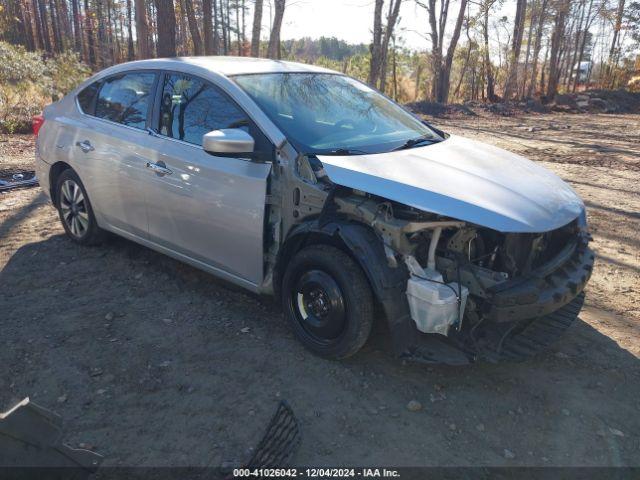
<box><xmin>143</xmin><ymin>72</ymin><xmax>272</xmax><ymax>286</ymax></box>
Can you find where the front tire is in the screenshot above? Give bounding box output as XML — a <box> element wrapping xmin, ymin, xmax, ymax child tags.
<box><xmin>282</xmin><ymin>245</ymin><xmax>374</xmax><ymax>359</ymax></box>
<box><xmin>55</xmin><ymin>169</ymin><xmax>105</xmax><ymax>245</ymax></box>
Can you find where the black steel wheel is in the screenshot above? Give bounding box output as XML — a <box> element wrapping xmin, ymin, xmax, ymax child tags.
<box><xmin>282</xmin><ymin>245</ymin><xmax>374</xmax><ymax>359</ymax></box>
<box><xmin>55</xmin><ymin>169</ymin><xmax>105</xmax><ymax>245</ymax></box>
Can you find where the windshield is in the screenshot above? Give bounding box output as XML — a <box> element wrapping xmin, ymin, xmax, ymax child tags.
<box><xmin>233</xmin><ymin>73</ymin><xmax>442</xmax><ymax>154</ymax></box>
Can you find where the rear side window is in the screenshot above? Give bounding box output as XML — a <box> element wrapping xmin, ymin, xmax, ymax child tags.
<box><xmin>77</xmin><ymin>82</ymin><xmax>99</xmax><ymax>114</ymax></box>
<box><xmin>159</xmin><ymin>73</ymin><xmax>248</xmax><ymax>145</ymax></box>
<box><xmin>96</xmin><ymin>72</ymin><xmax>156</xmax><ymax>129</ymax></box>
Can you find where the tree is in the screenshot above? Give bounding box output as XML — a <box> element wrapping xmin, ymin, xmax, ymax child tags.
<box><xmin>185</xmin><ymin>0</ymin><xmax>204</xmax><ymax>55</ymax></box>
<box><xmin>503</xmin><ymin>0</ymin><xmax>527</xmax><ymax>99</ymax></box>
<box><xmin>369</xmin><ymin>0</ymin><xmax>384</xmax><ymax>86</ymax></box>
<box><xmin>251</xmin><ymin>0</ymin><xmax>263</xmax><ymax>57</ymax></box>
<box><xmin>203</xmin><ymin>0</ymin><xmax>215</xmax><ymax>54</ymax></box>
<box><xmin>267</xmin><ymin>0</ymin><xmax>285</xmax><ymax>59</ymax></box>
<box><xmin>135</xmin><ymin>0</ymin><xmax>151</xmax><ymax>58</ymax></box>
<box><xmin>126</xmin><ymin>0</ymin><xmax>135</xmax><ymax>60</ymax></box>
<box><xmin>606</xmin><ymin>0</ymin><xmax>626</xmax><ymax>85</ymax></box>
<box><xmin>525</xmin><ymin>0</ymin><xmax>549</xmax><ymax>98</ymax></box>
<box><xmin>155</xmin><ymin>0</ymin><xmax>176</xmax><ymax>57</ymax></box>
<box><xmin>71</xmin><ymin>0</ymin><xmax>83</xmax><ymax>53</ymax></box>
<box><xmin>369</xmin><ymin>0</ymin><xmax>402</xmax><ymax>92</ymax></box>
<box><xmin>571</xmin><ymin>0</ymin><xmax>597</xmax><ymax>91</ymax></box>
<box><xmin>418</xmin><ymin>0</ymin><xmax>469</xmax><ymax>103</ymax></box>
<box><xmin>546</xmin><ymin>0</ymin><xmax>569</xmax><ymax>100</ymax></box>
<box><xmin>84</xmin><ymin>0</ymin><xmax>96</xmax><ymax>64</ymax></box>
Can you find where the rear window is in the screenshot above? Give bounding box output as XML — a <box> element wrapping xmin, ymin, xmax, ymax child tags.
<box><xmin>77</xmin><ymin>82</ymin><xmax>99</xmax><ymax>114</ymax></box>
<box><xmin>95</xmin><ymin>72</ymin><xmax>156</xmax><ymax>129</ymax></box>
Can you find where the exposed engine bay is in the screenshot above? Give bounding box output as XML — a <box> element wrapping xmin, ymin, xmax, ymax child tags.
<box><xmin>279</xmin><ymin>152</ymin><xmax>595</xmax><ymax>364</ymax></box>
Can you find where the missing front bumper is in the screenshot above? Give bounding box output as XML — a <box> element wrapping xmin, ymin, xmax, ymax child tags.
<box><xmin>484</xmin><ymin>241</ymin><xmax>594</xmax><ymax>322</ymax></box>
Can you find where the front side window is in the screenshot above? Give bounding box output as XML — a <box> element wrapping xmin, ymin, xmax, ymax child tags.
<box><xmin>159</xmin><ymin>73</ymin><xmax>249</xmax><ymax>146</ymax></box>
<box><xmin>95</xmin><ymin>72</ymin><xmax>155</xmax><ymax>129</ymax></box>
<box><xmin>233</xmin><ymin>73</ymin><xmax>443</xmax><ymax>155</ymax></box>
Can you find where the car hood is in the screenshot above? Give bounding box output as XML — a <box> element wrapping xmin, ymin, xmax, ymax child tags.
<box><xmin>317</xmin><ymin>135</ymin><xmax>584</xmax><ymax>233</ymax></box>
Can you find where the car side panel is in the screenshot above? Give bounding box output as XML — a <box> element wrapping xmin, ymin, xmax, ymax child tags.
<box><xmin>144</xmin><ymin>137</ymin><xmax>271</xmax><ymax>285</ymax></box>
<box><xmin>75</xmin><ymin>117</ymin><xmax>151</xmax><ymax>237</ymax></box>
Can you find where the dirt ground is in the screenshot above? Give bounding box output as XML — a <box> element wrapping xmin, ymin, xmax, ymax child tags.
<box><xmin>1</xmin><ymin>112</ymin><xmax>639</xmax><ymax>468</ymax></box>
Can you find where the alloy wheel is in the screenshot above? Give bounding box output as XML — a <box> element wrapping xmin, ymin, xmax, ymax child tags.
<box><xmin>59</xmin><ymin>179</ymin><xmax>89</xmax><ymax>238</ymax></box>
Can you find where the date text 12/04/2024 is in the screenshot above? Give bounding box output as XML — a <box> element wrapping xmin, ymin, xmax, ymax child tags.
<box><xmin>232</xmin><ymin>468</ymin><xmax>401</xmax><ymax>478</ymax></box>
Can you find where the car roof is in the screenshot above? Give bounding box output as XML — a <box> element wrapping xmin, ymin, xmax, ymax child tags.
<box><xmin>107</xmin><ymin>56</ymin><xmax>338</xmax><ymax>76</ymax></box>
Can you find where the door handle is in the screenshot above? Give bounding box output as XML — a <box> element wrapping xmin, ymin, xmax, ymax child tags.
<box><xmin>146</xmin><ymin>162</ymin><xmax>173</xmax><ymax>176</ymax></box>
<box><xmin>76</xmin><ymin>140</ymin><xmax>94</xmax><ymax>153</ymax></box>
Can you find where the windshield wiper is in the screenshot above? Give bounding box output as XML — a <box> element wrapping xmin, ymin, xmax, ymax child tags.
<box><xmin>392</xmin><ymin>135</ymin><xmax>440</xmax><ymax>151</ymax></box>
<box><xmin>322</xmin><ymin>148</ymin><xmax>370</xmax><ymax>156</ymax></box>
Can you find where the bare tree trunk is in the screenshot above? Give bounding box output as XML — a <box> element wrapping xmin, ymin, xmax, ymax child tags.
<box><xmin>226</xmin><ymin>0</ymin><xmax>231</xmax><ymax>53</ymax></box>
<box><xmin>48</xmin><ymin>0</ymin><xmax>62</xmax><ymax>52</ymax></box>
<box><xmin>125</xmin><ymin>0</ymin><xmax>134</xmax><ymax>59</ymax></box>
<box><xmin>368</xmin><ymin>0</ymin><xmax>384</xmax><ymax>87</ymax></box>
<box><xmin>203</xmin><ymin>0</ymin><xmax>215</xmax><ymax>54</ymax></box>
<box><xmin>185</xmin><ymin>0</ymin><xmax>204</xmax><ymax>55</ymax></box>
<box><xmin>436</xmin><ymin>0</ymin><xmax>467</xmax><ymax>103</ymax></box>
<box><xmin>83</xmin><ymin>0</ymin><xmax>96</xmax><ymax>65</ymax></box>
<box><xmin>482</xmin><ymin>0</ymin><xmax>496</xmax><ymax>101</ymax></box>
<box><xmin>546</xmin><ymin>1</ymin><xmax>568</xmax><ymax>101</ymax></box>
<box><xmin>135</xmin><ymin>0</ymin><xmax>151</xmax><ymax>58</ymax></box>
<box><xmin>116</xmin><ymin>6</ymin><xmax>125</xmax><ymax>61</ymax></box>
<box><xmin>57</xmin><ymin>0</ymin><xmax>72</xmax><ymax>48</ymax></box>
<box><xmin>21</xmin><ymin>0</ymin><xmax>37</xmax><ymax>50</ymax></box>
<box><xmin>155</xmin><ymin>0</ymin><xmax>177</xmax><ymax>57</ymax></box>
<box><xmin>106</xmin><ymin>0</ymin><xmax>116</xmax><ymax>64</ymax></box>
<box><xmin>212</xmin><ymin>0</ymin><xmax>220</xmax><ymax>53</ymax></box>
<box><xmin>606</xmin><ymin>0</ymin><xmax>625</xmax><ymax>85</ymax></box>
<box><xmin>147</xmin><ymin>0</ymin><xmax>156</xmax><ymax>55</ymax></box>
<box><xmin>520</xmin><ymin>0</ymin><xmax>537</xmax><ymax>98</ymax></box>
<box><xmin>556</xmin><ymin>10</ymin><xmax>575</xmax><ymax>89</ymax></box>
<box><xmin>572</xmin><ymin>0</ymin><xmax>595</xmax><ymax>91</ymax></box>
<box><xmin>242</xmin><ymin>0</ymin><xmax>246</xmax><ymax>53</ymax></box>
<box><xmin>453</xmin><ymin>9</ymin><xmax>472</xmax><ymax>99</ymax></box>
<box><xmin>267</xmin><ymin>0</ymin><xmax>285</xmax><ymax>59</ymax></box>
<box><xmin>526</xmin><ymin>0</ymin><xmax>548</xmax><ymax>98</ymax></box>
<box><xmin>378</xmin><ymin>0</ymin><xmax>402</xmax><ymax>92</ymax></box>
<box><xmin>220</xmin><ymin>0</ymin><xmax>228</xmax><ymax>54</ymax></box>
<box><xmin>250</xmin><ymin>0</ymin><xmax>262</xmax><ymax>57</ymax></box>
<box><xmin>37</xmin><ymin>0</ymin><xmax>52</xmax><ymax>53</ymax></box>
<box><xmin>235</xmin><ymin>0</ymin><xmax>241</xmax><ymax>55</ymax></box>
<box><xmin>95</xmin><ymin>0</ymin><xmax>109</xmax><ymax>66</ymax></box>
<box><xmin>503</xmin><ymin>0</ymin><xmax>527</xmax><ymax>99</ymax></box>
<box><xmin>31</xmin><ymin>0</ymin><xmax>45</xmax><ymax>51</ymax></box>
<box><xmin>71</xmin><ymin>0</ymin><xmax>82</xmax><ymax>53</ymax></box>
<box><xmin>565</xmin><ymin>0</ymin><xmax>586</xmax><ymax>89</ymax></box>
<box><xmin>426</xmin><ymin>0</ymin><xmax>442</xmax><ymax>101</ymax></box>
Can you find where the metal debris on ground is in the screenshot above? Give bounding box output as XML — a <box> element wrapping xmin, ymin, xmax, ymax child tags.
<box><xmin>0</xmin><ymin>397</ymin><xmax>103</xmax><ymax>477</ymax></box>
<box><xmin>0</xmin><ymin>171</ymin><xmax>39</xmax><ymax>192</ymax></box>
<box><xmin>245</xmin><ymin>401</ymin><xmax>301</xmax><ymax>469</ymax></box>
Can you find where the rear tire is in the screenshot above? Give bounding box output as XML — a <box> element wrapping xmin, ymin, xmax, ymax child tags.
<box><xmin>55</xmin><ymin>169</ymin><xmax>106</xmax><ymax>245</ymax></box>
<box><xmin>282</xmin><ymin>245</ymin><xmax>374</xmax><ymax>359</ymax></box>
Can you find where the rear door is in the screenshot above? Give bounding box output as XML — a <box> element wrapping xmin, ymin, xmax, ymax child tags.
<box><xmin>142</xmin><ymin>71</ymin><xmax>273</xmax><ymax>286</ymax></box>
<box><xmin>71</xmin><ymin>71</ymin><xmax>157</xmax><ymax>238</ymax></box>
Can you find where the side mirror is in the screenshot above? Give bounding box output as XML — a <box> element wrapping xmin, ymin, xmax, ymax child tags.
<box><xmin>202</xmin><ymin>128</ymin><xmax>255</xmax><ymax>156</ymax></box>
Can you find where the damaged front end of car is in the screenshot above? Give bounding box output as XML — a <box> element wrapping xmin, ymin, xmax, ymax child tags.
<box><xmin>331</xmin><ymin>191</ymin><xmax>593</xmax><ymax>364</ymax></box>
<box><xmin>276</xmin><ymin>135</ymin><xmax>595</xmax><ymax>365</ymax></box>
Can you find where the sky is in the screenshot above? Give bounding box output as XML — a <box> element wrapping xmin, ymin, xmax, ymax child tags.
<box><xmin>260</xmin><ymin>0</ymin><xmax>517</xmax><ymax>51</ymax></box>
